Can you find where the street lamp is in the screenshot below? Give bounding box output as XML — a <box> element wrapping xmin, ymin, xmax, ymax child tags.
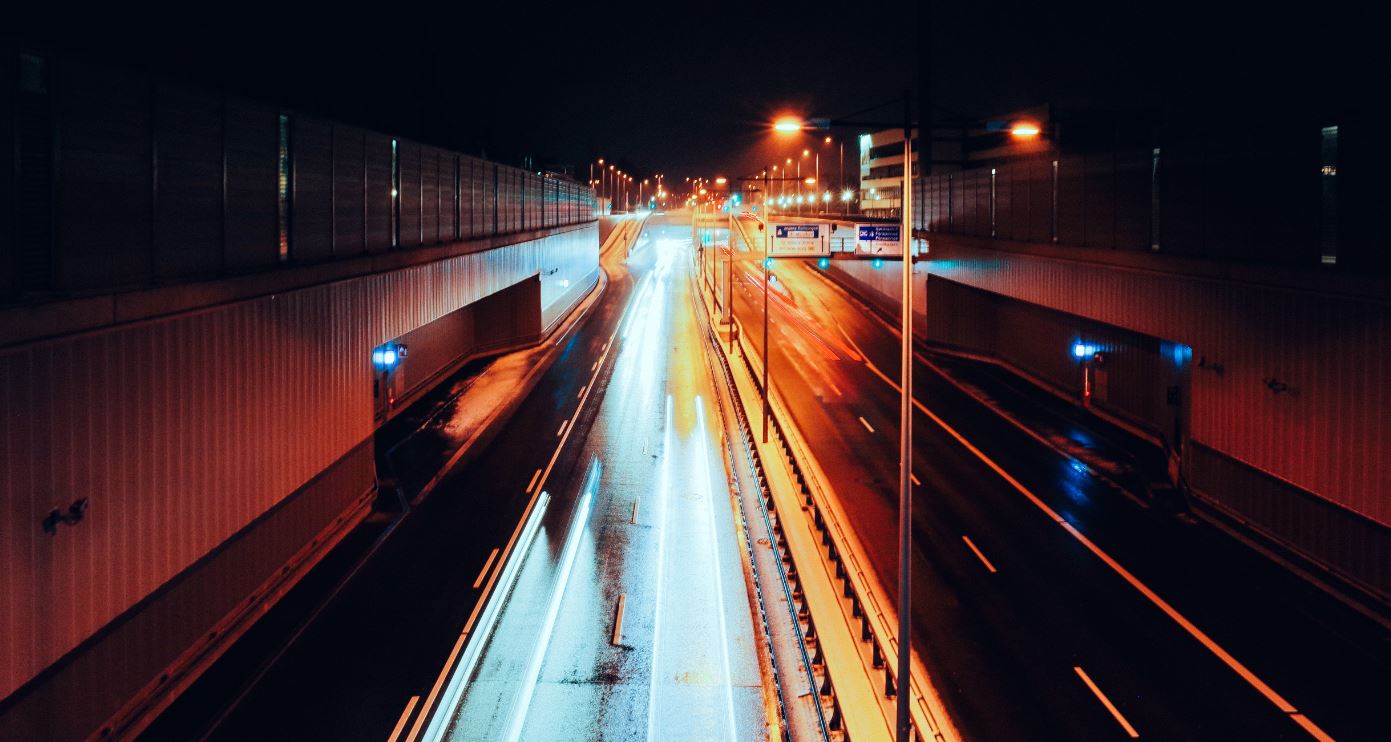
<box><xmin>770</xmin><ymin>101</ymin><xmax>918</xmax><ymax>741</ymax></box>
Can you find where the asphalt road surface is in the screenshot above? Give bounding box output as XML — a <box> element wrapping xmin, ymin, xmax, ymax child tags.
<box><xmin>716</xmin><ymin>217</ymin><xmax>1389</xmax><ymax>741</ymax></box>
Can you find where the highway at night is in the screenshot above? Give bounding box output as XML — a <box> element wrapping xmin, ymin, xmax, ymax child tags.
<box><xmin>713</xmin><ymin>214</ymin><xmax>1390</xmax><ymax>741</ymax></box>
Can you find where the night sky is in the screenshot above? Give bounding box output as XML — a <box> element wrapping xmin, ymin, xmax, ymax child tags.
<box><xmin>13</xmin><ymin>1</ymin><xmax>1383</xmax><ymax>183</ymax></box>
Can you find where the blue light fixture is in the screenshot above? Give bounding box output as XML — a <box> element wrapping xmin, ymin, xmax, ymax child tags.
<box><xmin>817</xmin><ymin>257</ymin><xmax>830</xmax><ymax>269</ymax></box>
<box><xmin>872</xmin><ymin>258</ymin><xmax>884</xmax><ymax>269</ymax></box>
<box><xmin>373</xmin><ymin>343</ymin><xmax>403</xmax><ymax>369</ymax></box>
<box><xmin>1073</xmin><ymin>342</ymin><xmax>1097</xmax><ymax>359</ymax></box>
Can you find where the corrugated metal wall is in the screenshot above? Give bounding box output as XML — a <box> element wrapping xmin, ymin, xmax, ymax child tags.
<box><xmin>925</xmin><ymin>239</ymin><xmax>1391</xmax><ymax>530</ymax></box>
<box><xmin>0</xmin><ymin>222</ymin><xmax>599</xmax><ymax>701</ymax></box>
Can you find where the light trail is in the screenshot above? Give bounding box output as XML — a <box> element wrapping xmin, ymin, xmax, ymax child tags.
<box><xmin>695</xmin><ymin>395</ymin><xmax>740</xmax><ymax>741</ymax></box>
<box><xmin>645</xmin><ymin>394</ymin><xmax>674</xmax><ymax>742</ymax></box>
<box><xmin>501</xmin><ymin>459</ymin><xmax>600</xmax><ymax>742</ymax></box>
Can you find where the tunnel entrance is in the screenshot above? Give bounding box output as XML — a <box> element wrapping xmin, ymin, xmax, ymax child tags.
<box><xmin>370</xmin><ymin>276</ymin><xmax>542</xmax><ymax>507</ymax></box>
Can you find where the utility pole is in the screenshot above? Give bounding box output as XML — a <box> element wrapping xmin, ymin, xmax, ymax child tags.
<box><xmin>896</xmin><ymin>90</ymin><xmax>914</xmax><ymax>742</ymax></box>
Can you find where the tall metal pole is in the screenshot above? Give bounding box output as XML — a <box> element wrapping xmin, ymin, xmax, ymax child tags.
<box><xmin>762</xmin><ymin>169</ymin><xmax>771</xmax><ymax>443</ymax></box>
<box><xmin>896</xmin><ymin>91</ymin><xmax>914</xmax><ymax>742</ymax></box>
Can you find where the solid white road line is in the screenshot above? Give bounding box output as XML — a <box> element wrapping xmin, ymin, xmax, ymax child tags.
<box><xmin>502</xmin><ymin>474</ymin><xmax>597</xmax><ymax>742</ymax></box>
<box><xmin>1074</xmin><ymin>666</ymin><xmax>1140</xmax><ymax>739</ymax></box>
<box><xmin>526</xmin><ymin>468</ymin><xmax>542</xmax><ymax>494</ymax></box>
<box><xmin>696</xmin><ymin>396</ymin><xmax>740</xmax><ymax>741</ymax></box>
<box><xmin>859</xmin><ymin>415</ymin><xmax>875</xmax><ymax>434</ymax></box>
<box><xmin>961</xmin><ymin>535</ymin><xmax>998</xmax><ymax>573</ymax></box>
<box><xmin>613</xmin><ymin>593</ymin><xmax>627</xmax><ymax>646</ymax></box>
<box><xmin>387</xmin><ymin>695</ymin><xmax>420</xmax><ymax>742</ymax></box>
<box><xmin>646</xmin><ymin>394</ymin><xmax>675</xmax><ymax>742</ymax></box>
<box><xmin>842</xmin><ymin>332</ymin><xmax>1334</xmax><ymax>741</ymax></box>
<box><xmin>472</xmin><ymin>548</ymin><xmax>500</xmax><ymax>590</ymax></box>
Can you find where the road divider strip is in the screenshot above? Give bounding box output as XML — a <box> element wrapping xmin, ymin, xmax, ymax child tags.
<box><xmin>705</xmin><ymin>288</ymin><xmax>958</xmax><ymax>741</ymax></box>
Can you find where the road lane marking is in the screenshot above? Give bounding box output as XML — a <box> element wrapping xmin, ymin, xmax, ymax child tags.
<box><xmin>502</xmin><ymin>470</ymin><xmax>597</xmax><ymax>742</ymax></box>
<box><xmin>826</xmin><ymin>377</ymin><xmax>843</xmax><ymax>397</ymax></box>
<box><xmin>647</xmin><ymin>395</ymin><xmax>675</xmax><ymax>742</ymax></box>
<box><xmin>592</xmin><ymin>361</ymin><xmax>599</xmax><ymax>372</ymax></box>
<box><xmin>387</xmin><ymin>695</ymin><xmax>420</xmax><ymax>742</ymax></box>
<box><xmin>414</xmin><ymin>259</ymin><xmax>633</xmax><ymax>740</ymax></box>
<box><xmin>472</xmin><ymin>548</ymin><xmax>500</xmax><ymax>589</ymax></box>
<box><xmin>961</xmin><ymin>535</ymin><xmax>997</xmax><ymax>573</ymax></box>
<box><xmin>632</xmin><ymin>497</ymin><xmax>640</xmax><ymax>524</ymax></box>
<box><xmin>696</xmin><ymin>395</ymin><xmax>741</xmax><ymax>741</ymax></box>
<box><xmin>843</xmin><ymin>331</ymin><xmax>1333</xmax><ymax>740</ymax></box>
<box><xmin>1074</xmin><ymin>667</ymin><xmax>1139</xmax><ymax>738</ymax></box>
<box><xmin>578</xmin><ymin>385</ymin><xmax>586</xmax><ymax>399</ymax></box>
<box><xmin>613</xmin><ymin>593</ymin><xmax>627</xmax><ymax>646</ymax></box>
<box><xmin>526</xmin><ymin>468</ymin><xmax>542</xmax><ymax>494</ymax></box>
<box><xmin>910</xmin><ymin>472</ymin><xmax>922</xmax><ymax>486</ymax></box>
<box><xmin>858</xmin><ymin>415</ymin><xmax>875</xmax><ymax>433</ymax></box>
<box><xmin>557</xmin><ymin>419</ymin><xmax>568</xmax><ymax>437</ymax></box>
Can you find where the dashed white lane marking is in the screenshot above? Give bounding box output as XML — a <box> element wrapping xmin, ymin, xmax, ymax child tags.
<box><xmin>910</xmin><ymin>472</ymin><xmax>922</xmax><ymax>486</ymax></box>
<box><xmin>526</xmin><ymin>468</ymin><xmax>542</xmax><ymax>494</ymax></box>
<box><xmin>473</xmin><ymin>548</ymin><xmax>500</xmax><ymax>589</ymax></box>
<box><xmin>858</xmin><ymin>416</ymin><xmax>875</xmax><ymax>433</ymax></box>
<box><xmin>557</xmin><ymin>419</ymin><xmax>569</xmax><ymax>437</ymax></box>
<box><xmin>1074</xmin><ymin>666</ymin><xmax>1139</xmax><ymax>738</ymax></box>
<box><xmin>961</xmin><ymin>535</ymin><xmax>998</xmax><ymax>573</ymax></box>
<box><xmin>387</xmin><ymin>695</ymin><xmax>420</xmax><ymax>742</ymax></box>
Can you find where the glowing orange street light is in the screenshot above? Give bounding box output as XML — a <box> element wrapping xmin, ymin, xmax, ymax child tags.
<box><xmin>1011</xmin><ymin>122</ymin><xmax>1042</xmax><ymax>139</ymax></box>
<box><xmin>714</xmin><ymin>176</ymin><xmax>728</xmax><ymax>185</ymax></box>
<box><xmin>773</xmin><ymin>117</ymin><xmax>803</xmax><ymax>133</ymax></box>
<box><xmin>802</xmin><ymin>149</ymin><xmax>810</xmax><ymax>157</ymax></box>
<box><xmin>804</xmin><ymin>177</ymin><xmax>816</xmax><ymax>185</ymax></box>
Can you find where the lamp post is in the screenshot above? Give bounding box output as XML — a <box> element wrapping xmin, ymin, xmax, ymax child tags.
<box><xmin>776</xmin><ymin>98</ymin><xmax>917</xmax><ymax>740</ymax></box>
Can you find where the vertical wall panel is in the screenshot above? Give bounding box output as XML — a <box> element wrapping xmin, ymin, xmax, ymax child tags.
<box><xmin>397</xmin><ymin>140</ymin><xmax>421</xmax><ymax>248</ymax></box>
<box><xmin>1113</xmin><ymin>149</ymin><xmax>1150</xmax><ymax>251</ymax></box>
<box><xmin>291</xmin><ymin>116</ymin><xmax>333</xmax><ymax>261</ymax></box>
<box><xmin>1027</xmin><ymin>157</ymin><xmax>1053</xmax><ymax>243</ymax></box>
<box><xmin>55</xmin><ymin>58</ymin><xmax>151</xmax><ymax>290</ymax></box>
<box><xmin>421</xmin><ymin>147</ymin><xmax>439</xmax><ymax>245</ymax></box>
<box><xmin>364</xmin><ymin>134</ymin><xmax>392</xmax><ymax>252</ymax></box>
<box><xmin>222</xmin><ymin>97</ymin><xmax>278</xmax><ymax>272</ymax></box>
<box><xmin>153</xmin><ymin>83</ymin><xmax>222</xmax><ymax>280</ymax></box>
<box><xmin>441</xmin><ymin>154</ymin><xmax>457</xmax><ymax>241</ymax></box>
<box><xmin>332</xmin><ymin>125</ymin><xmax>365</xmax><ymax>255</ymax></box>
<box><xmin>1083</xmin><ymin>152</ymin><xmax>1115</xmax><ymax>248</ymax></box>
<box><xmin>1056</xmin><ymin>155</ymin><xmax>1086</xmax><ymax>246</ymax></box>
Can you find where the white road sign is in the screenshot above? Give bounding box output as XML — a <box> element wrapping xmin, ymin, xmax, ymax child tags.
<box><xmin>855</xmin><ymin>224</ymin><xmax>902</xmax><ymax>256</ymax></box>
<box><xmin>770</xmin><ymin>223</ymin><xmax>830</xmax><ymax>257</ymax></box>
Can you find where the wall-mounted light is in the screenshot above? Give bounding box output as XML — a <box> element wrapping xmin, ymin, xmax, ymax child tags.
<box><xmin>43</xmin><ymin>498</ymin><xmax>89</xmax><ymax>535</ymax></box>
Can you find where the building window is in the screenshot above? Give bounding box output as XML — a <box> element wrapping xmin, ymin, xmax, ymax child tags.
<box><xmin>390</xmin><ymin>139</ymin><xmax>400</xmax><ymax>248</ymax></box>
<box><xmin>1320</xmin><ymin>126</ymin><xmax>1338</xmax><ymax>265</ymax></box>
<box><xmin>277</xmin><ymin>114</ymin><xmax>292</xmax><ymax>262</ymax></box>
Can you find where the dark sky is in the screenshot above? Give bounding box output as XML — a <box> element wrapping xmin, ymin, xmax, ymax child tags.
<box><xmin>13</xmin><ymin>0</ymin><xmax>1384</xmax><ymax>183</ymax></box>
